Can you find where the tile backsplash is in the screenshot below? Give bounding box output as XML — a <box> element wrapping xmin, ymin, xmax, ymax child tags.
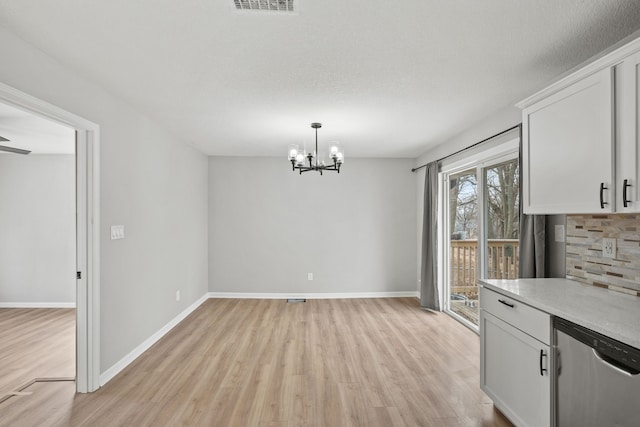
<box><xmin>566</xmin><ymin>214</ymin><xmax>640</xmax><ymax>296</ymax></box>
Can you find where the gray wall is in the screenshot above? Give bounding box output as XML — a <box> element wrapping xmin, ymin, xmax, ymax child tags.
<box><xmin>209</xmin><ymin>157</ymin><xmax>418</xmax><ymax>294</ymax></box>
<box><xmin>0</xmin><ymin>26</ymin><xmax>209</xmax><ymax>372</ymax></box>
<box><xmin>0</xmin><ymin>154</ymin><xmax>75</xmax><ymax>304</ymax></box>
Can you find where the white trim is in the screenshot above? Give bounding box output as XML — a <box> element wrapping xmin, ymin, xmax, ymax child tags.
<box><xmin>0</xmin><ymin>302</ymin><xmax>76</xmax><ymax>308</ymax></box>
<box><xmin>517</xmin><ymin>32</ymin><xmax>640</xmax><ymax>108</ymax></box>
<box><xmin>207</xmin><ymin>291</ymin><xmax>419</xmax><ymax>299</ymax></box>
<box><xmin>440</xmin><ymin>137</ymin><xmax>519</xmax><ymax>174</ymax></box>
<box><xmin>0</xmin><ymin>81</ymin><xmax>101</xmax><ymax>393</ymax></box>
<box><xmin>99</xmin><ymin>293</ymin><xmax>209</xmax><ymax>387</ymax></box>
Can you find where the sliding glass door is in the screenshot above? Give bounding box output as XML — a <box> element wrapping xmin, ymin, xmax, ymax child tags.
<box><xmin>441</xmin><ymin>142</ymin><xmax>519</xmax><ymax>329</ymax></box>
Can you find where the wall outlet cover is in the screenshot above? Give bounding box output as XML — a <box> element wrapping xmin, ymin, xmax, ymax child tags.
<box><xmin>555</xmin><ymin>225</ymin><xmax>565</xmax><ymax>243</ymax></box>
<box><xmin>307</xmin><ymin>273</ymin><xmax>313</xmax><ymax>281</ymax></box>
<box><xmin>602</xmin><ymin>238</ymin><xmax>616</xmax><ymax>259</ymax></box>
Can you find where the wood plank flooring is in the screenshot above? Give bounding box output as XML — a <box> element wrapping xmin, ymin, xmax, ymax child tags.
<box><xmin>0</xmin><ymin>298</ymin><xmax>513</xmax><ymax>426</ymax></box>
<box><xmin>0</xmin><ymin>308</ymin><xmax>75</xmax><ymax>399</ymax></box>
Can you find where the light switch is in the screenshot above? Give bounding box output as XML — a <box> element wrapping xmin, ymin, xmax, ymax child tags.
<box><xmin>110</xmin><ymin>225</ymin><xmax>125</xmax><ymax>240</ymax></box>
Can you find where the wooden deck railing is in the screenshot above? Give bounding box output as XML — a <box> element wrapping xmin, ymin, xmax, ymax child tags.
<box><xmin>450</xmin><ymin>239</ymin><xmax>519</xmax><ymax>299</ymax></box>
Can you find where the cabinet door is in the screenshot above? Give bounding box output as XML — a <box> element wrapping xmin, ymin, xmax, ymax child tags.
<box><xmin>617</xmin><ymin>52</ymin><xmax>640</xmax><ymax>212</ymax></box>
<box><xmin>522</xmin><ymin>68</ymin><xmax>614</xmax><ymax>214</ymax></box>
<box><xmin>480</xmin><ymin>310</ymin><xmax>551</xmax><ymax>427</ymax></box>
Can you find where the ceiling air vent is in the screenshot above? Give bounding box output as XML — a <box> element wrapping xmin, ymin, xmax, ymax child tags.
<box><xmin>233</xmin><ymin>0</ymin><xmax>294</xmax><ymax>12</ymax></box>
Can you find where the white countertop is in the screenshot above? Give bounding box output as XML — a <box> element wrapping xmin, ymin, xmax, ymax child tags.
<box><xmin>480</xmin><ymin>278</ymin><xmax>640</xmax><ymax>349</ymax></box>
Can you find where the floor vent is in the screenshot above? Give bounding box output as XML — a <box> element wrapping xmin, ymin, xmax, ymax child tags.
<box><xmin>233</xmin><ymin>0</ymin><xmax>294</xmax><ymax>12</ymax></box>
<box><xmin>287</xmin><ymin>298</ymin><xmax>306</xmax><ymax>303</ymax></box>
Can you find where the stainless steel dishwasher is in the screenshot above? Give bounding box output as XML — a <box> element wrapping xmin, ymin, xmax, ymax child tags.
<box><xmin>554</xmin><ymin>317</ymin><xmax>640</xmax><ymax>426</ymax></box>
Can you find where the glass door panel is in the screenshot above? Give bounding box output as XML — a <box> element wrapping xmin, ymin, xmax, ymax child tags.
<box><xmin>448</xmin><ymin>169</ymin><xmax>478</xmax><ymax>325</ymax></box>
<box><xmin>484</xmin><ymin>159</ymin><xmax>520</xmax><ymax>280</ymax></box>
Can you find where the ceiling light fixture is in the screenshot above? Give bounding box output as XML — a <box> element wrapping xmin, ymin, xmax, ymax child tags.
<box><xmin>288</xmin><ymin>123</ymin><xmax>344</xmax><ymax>175</ymax></box>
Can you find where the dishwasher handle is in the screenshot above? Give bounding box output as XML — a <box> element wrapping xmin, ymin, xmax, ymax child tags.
<box><xmin>592</xmin><ymin>349</ymin><xmax>640</xmax><ymax>377</ymax></box>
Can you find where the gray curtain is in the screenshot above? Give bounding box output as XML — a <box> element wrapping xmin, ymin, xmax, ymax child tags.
<box><xmin>518</xmin><ymin>214</ymin><xmax>546</xmax><ymax>278</ymax></box>
<box><xmin>517</xmin><ymin>123</ymin><xmax>546</xmax><ymax>278</ymax></box>
<box><xmin>420</xmin><ymin>161</ymin><xmax>440</xmax><ymax>310</ymax></box>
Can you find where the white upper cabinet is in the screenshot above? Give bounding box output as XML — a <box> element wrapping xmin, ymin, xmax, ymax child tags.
<box><xmin>617</xmin><ymin>52</ymin><xmax>640</xmax><ymax>212</ymax></box>
<box><xmin>518</xmin><ymin>37</ymin><xmax>640</xmax><ymax>214</ymax></box>
<box><xmin>522</xmin><ymin>68</ymin><xmax>614</xmax><ymax>214</ymax></box>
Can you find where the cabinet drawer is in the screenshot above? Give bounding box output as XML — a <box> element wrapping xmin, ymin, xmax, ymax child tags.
<box><xmin>480</xmin><ymin>286</ymin><xmax>550</xmax><ymax>344</ymax></box>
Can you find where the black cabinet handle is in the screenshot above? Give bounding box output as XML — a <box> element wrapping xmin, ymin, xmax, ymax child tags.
<box><xmin>498</xmin><ymin>299</ymin><xmax>514</xmax><ymax>308</ymax></box>
<box><xmin>600</xmin><ymin>183</ymin><xmax>608</xmax><ymax>209</ymax></box>
<box><xmin>623</xmin><ymin>179</ymin><xmax>631</xmax><ymax>208</ymax></box>
<box><xmin>540</xmin><ymin>349</ymin><xmax>547</xmax><ymax>376</ymax></box>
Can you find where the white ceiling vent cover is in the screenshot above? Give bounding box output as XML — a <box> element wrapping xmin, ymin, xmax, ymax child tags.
<box><xmin>233</xmin><ymin>0</ymin><xmax>294</xmax><ymax>12</ymax></box>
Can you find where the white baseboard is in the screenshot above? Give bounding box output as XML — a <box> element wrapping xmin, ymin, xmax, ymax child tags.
<box><xmin>0</xmin><ymin>302</ymin><xmax>76</xmax><ymax>308</ymax></box>
<box><xmin>99</xmin><ymin>293</ymin><xmax>208</xmax><ymax>387</ymax></box>
<box><xmin>207</xmin><ymin>291</ymin><xmax>419</xmax><ymax>299</ymax></box>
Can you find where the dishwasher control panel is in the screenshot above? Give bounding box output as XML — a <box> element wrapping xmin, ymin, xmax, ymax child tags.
<box><xmin>554</xmin><ymin>317</ymin><xmax>640</xmax><ymax>373</ymax></box>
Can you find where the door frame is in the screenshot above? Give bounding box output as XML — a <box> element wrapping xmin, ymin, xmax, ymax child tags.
<box><xmin>0</xmin><ymin>82</ymin><xmax>101</xmax><ymax>393</ymax></box>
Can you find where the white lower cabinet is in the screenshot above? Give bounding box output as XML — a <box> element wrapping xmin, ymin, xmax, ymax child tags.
<box><xmin>480</xmin><ymin>287</ymin><xmax>551</xmax><ymax>427</ymax></box>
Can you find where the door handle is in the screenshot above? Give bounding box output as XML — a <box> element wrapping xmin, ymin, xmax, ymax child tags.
<box><xmin>600</xmin><ymin>183</ymin><xmax>608</xmax><ymax>209</ymax></box>
<box><xmin>498</xmin><ymin>299</ymin><xmax>514</xmax><ymax>308</ymax></box>
<box><xmin>623</xmin><ymin>179</ymin><xmax>631</xmax><ymax>208</ymax></box>
<box><xmin>540</xmin><ymin>349</ymin><xmax>547</xmax><ymax>376</ymax></box>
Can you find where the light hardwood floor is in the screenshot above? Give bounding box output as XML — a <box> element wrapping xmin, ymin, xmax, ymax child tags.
<box><xmin>0</xmin><ymin>298</ymin><xmax>513</xmax><ymax>426</ymax></box>
<box><xmin>0</xmin><ymin>308</ymin><xmax>75</xmax><ymax>399</ymax></box>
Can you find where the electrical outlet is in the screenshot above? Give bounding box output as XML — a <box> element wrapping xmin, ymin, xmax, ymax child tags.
<box><xmin>176</xmin><ymin>290</ymin><xmax>181</xmax><ymax>301</ymax></box>
<box><xmin>602</xmin><ymin>238</ymin><xmax>616</xmax><ymax>259</ymax></box>
<box><xmin>307</xmin><ymin>273</ymin><xmax>313</xmax><ymax>281</ymax></box>
<box><xmin>555</xmin><ymin>225</ymin><xmax>565</xmax><ymax>243</ymax></box>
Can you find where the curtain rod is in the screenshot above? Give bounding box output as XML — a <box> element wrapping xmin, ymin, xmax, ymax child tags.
<box><xmin>410</xmin><ymin>124</ymin><xmax>521</xmax><ymax>172</ymax></box>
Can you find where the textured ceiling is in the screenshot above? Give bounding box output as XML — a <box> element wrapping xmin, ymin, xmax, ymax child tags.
<box><xmin>0</xmin><ymin>1</ymin><xmax>639</xmax><ymax>158</ymax></box>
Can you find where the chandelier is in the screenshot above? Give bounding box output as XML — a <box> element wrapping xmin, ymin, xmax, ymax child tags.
<box><xmin>288</xmin><ymin>123</ymin><xmax>344</xmax><ymax>175</ymax></box>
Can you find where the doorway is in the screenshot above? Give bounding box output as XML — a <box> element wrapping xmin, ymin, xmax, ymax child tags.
<box><xmin>0</xmin><ymin>82</ymin><xmax>100</xmax><ymax>393</ymax></box>
<box><xmin>440</xmin><ymin>133</ymin><xmax>520</xmax><ymax>330</ymax></box>
<box><xmin>0</xmin><ymin>104</ymin><xmax>77</xmax><ymax>398</ymax></box>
